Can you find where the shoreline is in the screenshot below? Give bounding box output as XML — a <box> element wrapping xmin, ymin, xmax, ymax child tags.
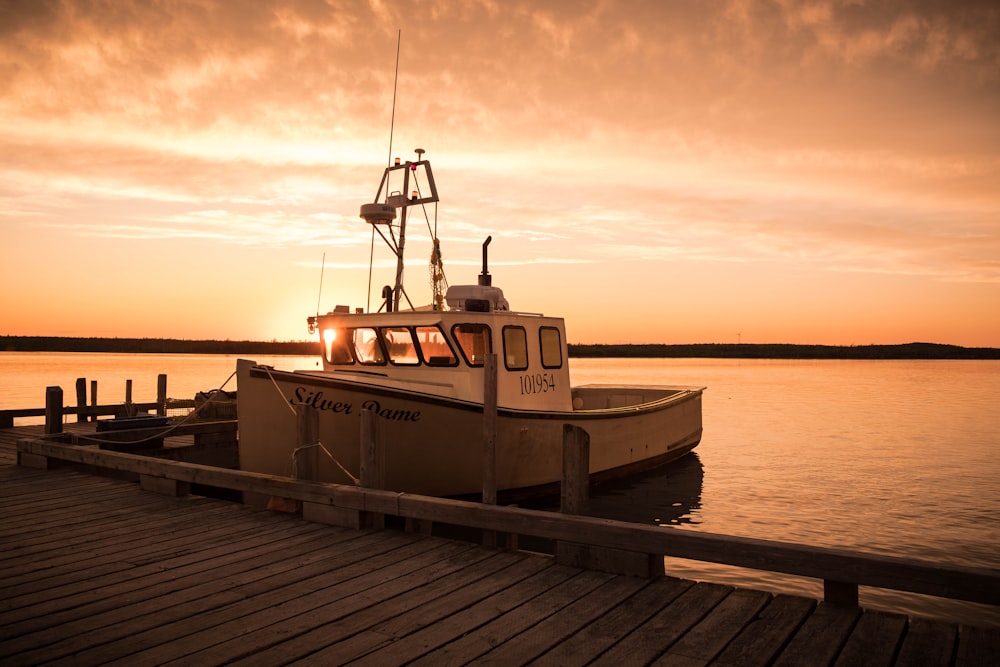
<box><xmin>3</xmin><ymin>336</ymin><xmax>999</xmax><ymax>360</ymax></box>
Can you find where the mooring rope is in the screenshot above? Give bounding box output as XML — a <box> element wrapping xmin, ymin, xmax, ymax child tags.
<box><xmin>262</xmin><ymin>367</ymin><xmax>360</xmax><ymax>484</ymax></box>
<box><xmin>290</xmin><ymin>440</ymin><xmax>359</xmax><ymax>485</ymax></box>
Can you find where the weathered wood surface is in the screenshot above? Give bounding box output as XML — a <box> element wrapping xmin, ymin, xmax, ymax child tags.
<box><xmin>15</xmin><ymin>433</ymin><xmax>1000</xmax><ymax>610</ymax></box>
<box><xmin>1</xmin><ymin>451</ymin><xmax>998</xmax><ymax>664</ymax></box>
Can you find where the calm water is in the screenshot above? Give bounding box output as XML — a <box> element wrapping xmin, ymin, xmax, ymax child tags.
<box><xmin>2</xmin><ymin>353</ymin><xmax>998</xmax><ymax>626</ymax></box>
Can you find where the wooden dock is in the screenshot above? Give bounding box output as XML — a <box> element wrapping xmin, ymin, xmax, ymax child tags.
<box><xmin>1</xmin><ymin>425</ymin><xmax>998</xmax><ymax>666</ymax></box>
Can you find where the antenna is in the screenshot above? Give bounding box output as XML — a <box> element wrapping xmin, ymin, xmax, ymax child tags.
<box><xmin>315</xmin><ymin>251</ymin><xmax>326</xmax><ymax>316</ymax></box>
<box><xmin>386</xmin><ymin>29</ymin><xmax>401</xmax><ymax>168</ymax></box>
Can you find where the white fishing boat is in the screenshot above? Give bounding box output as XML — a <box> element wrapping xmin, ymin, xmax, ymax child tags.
<box><xmin>236</xmin><ymin>150</ymin><xmax>704</xmax><ymax>498</ymax></box>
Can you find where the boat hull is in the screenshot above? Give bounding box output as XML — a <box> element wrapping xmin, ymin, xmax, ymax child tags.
<box><xmin>236</xmin><ymin>362</ymin><xmax>703</xmax><ymax>498</ymax></box>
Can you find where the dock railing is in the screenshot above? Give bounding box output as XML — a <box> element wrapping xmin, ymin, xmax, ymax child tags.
<box><xmin>0</xmin><ymin>378</ymin><xmax>211</xmax><ymax>429</ymax></box>
<box><xmin>15</xmin><ymin>422</ymin><xmax>1000</xmax><ymax>613</ymax></box>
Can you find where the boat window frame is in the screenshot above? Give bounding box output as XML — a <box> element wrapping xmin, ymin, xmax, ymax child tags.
<box><xmin>413</xmin><ymin>325</ymin><xmax>459</xmax><ymax>367</ymax></box>
<box><xmin>502</xmin><ymin>325</ymin><xmax>529</xmax><ymax>371</ymax></box>
<box><xmin>379</xmin><ymin>326</ymin><xmax>423</xmax><ymax>366</ymax></box>
<box><xmin>351</xmin><ymin>327</ymin><xmax>387</xmax><ymax>366</ymax></box>
<box><xmin>539</xmin><ymin>326</ymin><xmax>563</xmax><ymax>369</ymax></box>
<box><xmin>451</xmin><ymin>323</ymin><xmax>493</xmax><ymax>367</ymax></box>
<box><xmin>321</xmin><ymin>327</ymin><xmax>356</xmax><ymax>366</ymax></box>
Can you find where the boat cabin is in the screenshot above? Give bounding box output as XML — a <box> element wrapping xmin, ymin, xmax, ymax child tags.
<box><xmin>307</xmin><ymin>284</ymin><xmax>573</xmax><ymax>412</ymax></box>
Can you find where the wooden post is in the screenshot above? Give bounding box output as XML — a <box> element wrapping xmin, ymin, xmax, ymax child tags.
<box><xmin>482</xmin><ymin>353</ymin><xmax>498</xmax><ymax>547</ymax></box>
<box><xmin>75</xmin><ymin>378</ymin><xmax>87</xmax><ymax>423</ymax></box>
<box><xmin>267</xmin><ymin>404</ymin><xmax>318</xmax><ymax>514</ymax></box>
<box><xmin>824</xmin><ymin>579</ymin><xmax>860</xmax><ymax>606</ymax></box>
<box><xmin>156</xmin><ymin>374</ymin><xmax>167</xmax><ymax>417</ymax></box>
<box><xmin>44</xmin><ymin>386</ymin><xmax>63</xmax><ymax>435</ymax></box>
<box><xmin>557</xmin><ymin>423</ymin><xmax>664</xmax><ymax>577</ymax></box>
<box><xmin>560</xmin><ymin>424</ymin><xmax>589</xmax><ymax>515</ymax></box>
<box><xmin>90</xmin><ymin>380</ymin><xmax>98</xmax><ymax>422</ymax></box>
<box><xmin>295</xmin><ymin>404</ymin><xmax>319</xmax><ymax>482</ymax></box>
<box><xmin>359</xmin><ymin>408</ymin><xmax>385</xmax><ymax>529</ymax></box>
<box><xmin>125</xmin><ymin>379</ymin><xmax>133</xmax><ymax>417</ymax></box>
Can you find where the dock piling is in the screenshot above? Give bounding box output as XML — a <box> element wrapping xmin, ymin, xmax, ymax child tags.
<box><xmin>44</xmin><ymin>386</ymin><xmax>63</xmax><ymax>434</ymax></box>
<box><xmin>75</xmin><ymin>378</ymin><xmax>87</xmax><ymax>423</ymax></box>
<box><xmin>557</xmin><ymin>424</ymin><xmax>665</xmax><ymax>578</ymax></box>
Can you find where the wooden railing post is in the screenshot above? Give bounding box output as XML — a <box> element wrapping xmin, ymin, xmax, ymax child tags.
<box><xmin>75</xmin><ymin>378</ymin><xmax>87</xmax><ymax>423</ymax></box>
<box><xmin>359</xmin><ymin>408</ymin><xmax>385</xmax><ymax>529</ymax></box>
<box><xmin>824</xmin><ymin>579</ymin><xmax>860</xmax><ymax>606</ymax></box>
<box><xmin>90</xmin><ymin>380</ymin><xmax>98</xmax><ymax>422</ymax></box>
<box><xmin>44</xmin><ymin>386</ymin><xmax>63</xmax><ymax>434</ymax></box>
<box><xmin>156</xmin><ymin>374</ymin><xmax>168</xmax><ymax>417</ymax></box>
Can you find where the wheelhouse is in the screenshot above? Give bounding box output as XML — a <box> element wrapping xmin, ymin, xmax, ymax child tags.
<box><xmin>307</xmin><ymin>307</ymin><xmax>573</xmax><ymax>412</ymax></box>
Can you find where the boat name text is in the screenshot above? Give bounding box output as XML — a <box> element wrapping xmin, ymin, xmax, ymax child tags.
<box><xmin>291</xmin><ymin>387</ymin><xmax>421</xmax><ymax>422</ymax></box>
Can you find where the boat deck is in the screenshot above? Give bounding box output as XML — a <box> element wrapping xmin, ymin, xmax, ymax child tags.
<box><xmin>1</xmin><ymin>425</ymin><xmax>998</xmax><ymax>665</ymax></box>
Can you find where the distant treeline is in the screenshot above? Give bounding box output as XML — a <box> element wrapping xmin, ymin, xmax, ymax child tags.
<box><xmin>568</xmin><ymin>342</ymin><xmax>1000</xmax><ymax>360</ymax></box>
<box><xmin>3</xmin><ymin>336</ymin><xmax>999</xmax><ymax>359</ymax></box>
<box><xmin>1</xmin><ymin>336</ymin><xmax>318</xmax><ymax>355</ymax></box>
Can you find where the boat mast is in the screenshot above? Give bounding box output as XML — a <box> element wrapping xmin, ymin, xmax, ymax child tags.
<box><xmin>360</xmin><ymin>150</ymin><xmax>439</xmax><ymax>311</ymax></box>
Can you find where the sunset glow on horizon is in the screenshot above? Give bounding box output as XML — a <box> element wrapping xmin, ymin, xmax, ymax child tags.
<box><xmin>2</xmin><ymin>1</ymin><xmax>998</xmax><ymax>347</ymax></box>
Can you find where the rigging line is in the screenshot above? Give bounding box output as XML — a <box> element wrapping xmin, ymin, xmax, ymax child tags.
<box><xmin>316</xmin><ymin>251</ymin><xmax>325</xmax><ymax>317</ymax></box>
<box><xmin>386</xmin><ymin>29</ymin><xmax>401</xmax><ymax>168</ymax></box>
<box><xmin>409</xmin><ymin>177</ymin><xmax>436</xmax><ymax>239</ymax></box>
<box><xmin>367</xmin><ymin>224</ymin><xmax>375</xmax><ymax>313</ymax></box>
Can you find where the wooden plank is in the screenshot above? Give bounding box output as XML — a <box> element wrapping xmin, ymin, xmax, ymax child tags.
<box><xmin>9</xmin><ymin>537</ymin><xmax>451</xmax><ymax>666</ymax></box>
<box><xmin>328</xmin><ymin>555</ymin><xmax>552</xmax><ymax>660</ymax></box>
<box><xmin>588</xmin><ymin>582</ymin><xmax>733</xmax><ymax>667</ymax></box>
<box><xmin>401</xmin><ymin>564</ymin><xmax>583</xmax><ymax>666</ymax></box>
<box><xmin>529</xmin><ymin>577</ymin><xmax>694</xmax><ymax>665</ymax></box>
<box><xmin>455</xmin><ymin>575</ymin><xmax>647</xmax><ymax>665</ymax></box>
<box><xmin>92</xmin><ymin>540</ymin><xmax>477</xmax><ymax>666</ymax></box>
<box><xmin>0</xmin><ymin>516</ymin><xmax>331</xmax><ymax>636</ymax></box>
<box><xmin>651</xmin><ymin>588</ymin><xmax>772</xmax><ymax>666</ymax></box>
<box><xmin>957</xmin><ymin>624</ymin><xmax>1000</xmax><ymax>666</ymax></box>
<box><xmin>895</xmin><ymin>617</ymin><xmax>957</xmax><ymax>667</ymax></box>
<box><xmin>0</xmin><ymin>522</ymin><xmax>359</xmax><ymax>645</ymax></box>
<box><xmin>712</xmin><ymin>594</ymin><xmax>816</xmax><ymax>666</ymax></box>
<box><xmin>206</xmin><ymin>550</ymin><xmax>526</xmax><ymax>666</ymax></box>
<box><xmin>773</xmin><ymin>601</ymin><xmax>862</xmax><ymax>667</ymax></box>
<box><xmin>834</xmin><ymin>610</ymin><xmax>908</xmax><ymax>667</ymax></box>
<box><xmin>1</xmin><ymin>483</ymin><xmax>302</xmax><ymax>567</ymax></box>
<box><xmin>353</xmin><ymin>568</ymin><xmax>612</xmax><ymax>667</ymax></box>
<box><xmin>0</xmin><ymin>502</ymin><xmax>248</xmax><ymax>590</ymax></box>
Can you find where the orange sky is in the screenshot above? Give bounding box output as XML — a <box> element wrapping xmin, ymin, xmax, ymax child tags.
<box><xmin>1</xmin><ymin>1</ymin><xmax>998</xmax><ymax>346</ymax></box>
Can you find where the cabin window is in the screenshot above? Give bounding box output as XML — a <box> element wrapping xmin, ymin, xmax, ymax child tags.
<box><xmin>380</xmin><ymin>327</ymin><xmax>421</xmax><ymax>365</ymax></box>
<box><xmin>502</xmin><ymin>326</ymin><xmax>529</xmax><ymax>370</ymax></box>
<box><xmin>539</xmin><ymin>327</ymin><xmax>563</xmax><ymax>369</ymax></box>
<box><xmin>352</xmin><ymin>327</ymin><xmax>385</xmax><ymax>365</ymax></box>
<box><xmin>452</xmin><ymin>323</ymin><xmax>492</xmax><ymax>366</ymax></box>
<box><xmin>415</xmin><ymin>326</ymin><xmax>458</xmax><ymax>366</ymax></box>
<box><xmin>322</xmin><ymin>328</ymin><xmax>355</xmax><ymax>365</ymax></box>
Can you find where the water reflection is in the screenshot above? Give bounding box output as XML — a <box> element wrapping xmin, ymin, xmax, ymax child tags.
<box><xmin>586</xmin><ymin>452</ymin><xmax>703</xmax><ymax>526</ymax></box>
<box><xmin>522</xmin><ymin>452</ymin><xmax>704</xmax><ymax>526</ymax></box>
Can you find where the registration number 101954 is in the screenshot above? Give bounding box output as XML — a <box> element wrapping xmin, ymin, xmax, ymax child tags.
<box><xmin>519</xmin><ymin>372</ymin><xmax>556</xmax><ymax>395</ymax></box>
